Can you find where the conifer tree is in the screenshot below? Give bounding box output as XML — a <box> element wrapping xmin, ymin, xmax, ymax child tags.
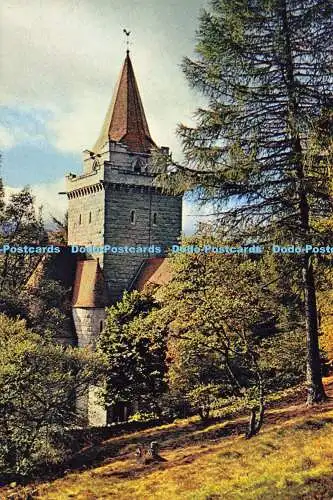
<box><xmin>154</xmin><ymin>0</ymin><xmax>332</xmax><ymax>403</ymax></box>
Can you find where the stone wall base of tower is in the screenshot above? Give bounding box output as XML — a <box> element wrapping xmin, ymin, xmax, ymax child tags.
<box><xmin>76</xmin><ymin>385</ymin><xmax>107</xmax><ymax>427</ymax></box>
<box><xmin>73</xmin><ymin>307</ymin><xmax>107</xmax><ymax>426</ymax></box>
<box><xmin>73</xmin><ymin>307</ymin><xmax>106</xmax><ymax>348</ymax></box>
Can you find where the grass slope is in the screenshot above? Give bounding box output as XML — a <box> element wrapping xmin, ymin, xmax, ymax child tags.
<box><xmin>3</xmin><ymin>378</ymin><xmax>333</xmax><ymax>500</ymax></box>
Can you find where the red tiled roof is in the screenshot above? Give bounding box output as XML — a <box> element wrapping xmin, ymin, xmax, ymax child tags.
<box><xmin>132</xmin><ymin>257</ymin><xmax>172</xmax><ymax>291</ymax></box>
<box><xmin>72</xmin><ymin>260</ymin><xmax>110</xmax><ymax>308</ymax></box>
<box><xmin>94</xmin><ymin>52</ymin><xmax>156</xmax><ymax>154</ymax></box>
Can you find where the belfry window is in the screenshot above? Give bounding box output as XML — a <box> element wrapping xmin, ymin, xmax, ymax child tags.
<box><xmin>153</xmin><ymin>212</ymin><xmax>157</xmax><ymax>225</ymax></box>
<box><xmin>89</xmin><ymin>212</ymin><xmax>92</xmax><ymax>223</ymax></box>
<box><xmin>79</xmin><ymin>214</ymin><xmax>82</xmax><ymax>225</ymax></box>
<box><xmin>130</xmin><ymin>210</ymin><xmax>136</xmax><ymax>224</ymax></box>
<box><xmin>133</xmin><ymin>158</ymin><xmax>141</xmax><ymax>173</ymax></box>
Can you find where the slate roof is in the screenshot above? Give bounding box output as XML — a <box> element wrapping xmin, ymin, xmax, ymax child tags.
<box><xmin>93</xmin><ymin>51</ymin><xmax>156</xmax><ymax>154</ymax></box>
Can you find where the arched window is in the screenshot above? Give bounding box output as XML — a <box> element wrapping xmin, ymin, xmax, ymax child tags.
<box><xmin>89</xmin><ymin>211</ymin><xmax>92</xmax><ymax>223</ymax></box>
<box><xmin>79</xmin><ymin>214</ymin><xmax>82</xmax><ymax>225</ymax></box>
<box><xmin>153</xmin><ymin>212</ymin><xmax>157</xmax><ymax>225</ymax></box>
<box><xmin>130</xmin><ymin>210</ymin><xmax>136</xmax><ymax>224</ymax></box>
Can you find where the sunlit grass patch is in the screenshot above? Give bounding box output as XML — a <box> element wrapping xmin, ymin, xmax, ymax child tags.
<box><xmin>35</xmin><ymin>408</ymin><xmax>333</xmax><ymax>500</ymax></box>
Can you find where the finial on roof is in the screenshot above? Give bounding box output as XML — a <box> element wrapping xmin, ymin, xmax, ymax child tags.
<box><xmin>123</xmin><ymin>28</ymin><xmax>131</xmax><ymax>52</ymax></box>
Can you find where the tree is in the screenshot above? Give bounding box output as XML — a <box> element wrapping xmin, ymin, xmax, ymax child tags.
<box><xmin>0</xmin><ymin>174</ymin><xmax>4</xmax><ymax>219</ymax></box>
<box><xmin>0</xmin><ymin>187</ymin><xmax>47</xmax><ymax>292</ymax></box>
<box><xmin>166</xmin><ymin>334</ymin><xmax>236</xmax><ymax>421</ymax></box>
<box><xmin>309</xmin><ymin>114</ymin><xmax>333</xmax><ymax>368</ymax></box>
<box><xmin>25</xmin><ymin>278</ymin><xmax>73</xmax><ymax>341</ymax></box>
<box><xmin>0</xmin><ymin>187</ymin><xmax>72</xmax><ymax>341</ymax></box>
<box><xmin>50</xmin><ymin>211</ymin><xmax>68</xmax><ymax>244</ymax></box>
<box><xmin>0</xmin><ymin>314</ymin><xmax>105</xmax><ymax>478</ymax></box>
<box><xmin>98</xmin><ymin>291</ymin><xmax>168</xmax><ymax>416</ymax></box>
<box><xmin>153</xmin><ymin>0</ymin><xmax>332</xmax><ymax>403</ymax></box>
<box><xmin>156</xmin><ymin>238</ymin><xmax>288</xmax><ymax>435</ymax></box>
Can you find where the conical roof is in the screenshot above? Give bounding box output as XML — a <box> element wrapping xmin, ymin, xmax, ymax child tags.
<box><xmin>72</xmin><ymin>260</ymin><xmax>110</xmax><ymax>308</ymax></box>
<box><xmin>93</xmin><ymin>51</ymin><xmax>156</xmax><ymax>154</ymax></box>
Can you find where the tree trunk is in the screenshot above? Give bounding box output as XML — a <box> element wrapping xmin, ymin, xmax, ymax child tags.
<box><xmin>255</xmin><ymin>399</ymin><xmax>265</xmax><ymax>434</ymax></box>
<box><xmin>245</xmin><ymin>398</ymin><xmax>265</xmax><ymax>439</ymax></box>
<box><xmin>303</xmin><ymin>256</ymin><xmax>327</xmax><ymax>404</ymax></box>
<box><xmin>245</xmin><ymin>362</ymin><xmax>265</xmax><ymax>439</ymax></box>
<box><xmin>246</xmin><ymin>408</ymin><xmax>257</xmax><ymax>439</ymax></box>
<box><xmin>280</xmin><ymin>0</ymin><xmax>327</xmax><ymax>406</ymax></box>
<box><xmin>198</xmin><ymin>406</ymin><xmax>210</xmax><ymax>421</ymax></box>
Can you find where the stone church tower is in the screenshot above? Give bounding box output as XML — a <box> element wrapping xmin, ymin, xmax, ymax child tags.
<box><xmin>65</xmin><ymin>50</ymin><xmax>182</xmax><ymax>425</ymax></box>
<box><xmin>66</xmin><ymin>50</ymin><xmax>182</xmax><ymax>301</ymax></box>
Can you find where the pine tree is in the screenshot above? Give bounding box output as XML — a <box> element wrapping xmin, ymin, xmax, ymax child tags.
<box><xmin>154</xmin><ymin>0</ymin><xmax>332</xmax><ymax>403</ymax></box>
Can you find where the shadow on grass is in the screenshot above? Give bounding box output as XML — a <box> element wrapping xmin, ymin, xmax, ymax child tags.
<box><xmin>3</xmin><ymin>378</ymin><xmax>333</xmax><ymax>495</ymax></box>
<box><xmin>64</xmin><ymin>383</ymin><xmax>333</xmax><ymax>475</ymax></box>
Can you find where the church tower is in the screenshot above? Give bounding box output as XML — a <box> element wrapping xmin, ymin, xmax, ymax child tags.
<box><xmin>66</xmin><ymin>50</ymin><xmax>182</xmax><ymax>303</ymax></box>
<box><xmin>65</xmin><ymin>49</ymin><xmax>182</xmax><ymax>425</ymax></box>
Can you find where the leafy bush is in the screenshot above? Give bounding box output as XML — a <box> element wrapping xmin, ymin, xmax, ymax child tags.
<box><xmin>0</xmin><ymin>314</ymin><xmax>105</xmax><ymax>479</ymax></box>
<box><xmin>187</xmin><ymin>384</ymin><xmax>222</xmax><ymax>421</ymax></box>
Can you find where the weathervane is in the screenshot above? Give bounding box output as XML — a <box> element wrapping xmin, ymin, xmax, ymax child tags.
<box><xmin>123</xmin><ymin>29</ymin><xmax>131</xmax><ymax>53</ymax></box>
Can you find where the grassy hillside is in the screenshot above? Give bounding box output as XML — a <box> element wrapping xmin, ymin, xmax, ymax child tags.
<box><xmin>3</xmin><ymin>377</ymin><xmax>333</xmax><ymax>500</ymax></box>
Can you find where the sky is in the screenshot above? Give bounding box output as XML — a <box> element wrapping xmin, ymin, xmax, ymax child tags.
<box><xmin>0</xmin><ymin>0</ymin><xmax>212</xmax><ymax>232</ymax></box>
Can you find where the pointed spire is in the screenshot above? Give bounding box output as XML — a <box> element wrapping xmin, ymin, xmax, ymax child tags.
<box><xmin>93</xmin><ymin>52</ymin><xmax>156</xmax><ymax>154</ymax></box>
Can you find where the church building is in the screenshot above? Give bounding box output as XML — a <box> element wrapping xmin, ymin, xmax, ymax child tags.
<box><xmin>62</xmin><ymin>50</ymin><xmax>182</xmax><ymax>424</ymax></box>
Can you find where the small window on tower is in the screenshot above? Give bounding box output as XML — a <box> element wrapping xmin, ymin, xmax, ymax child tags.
<box><xmin>153</xmin><ymin>212</ymin><xmax>157</xmax><ymax>225</ymax></box>
<box><xmin>99</xmin><ymin>320</ymin><xmax>104</xmax><ymax>333</ymax></box>
<box><xmin>79</xmin><ymin>214</ymin><xmax>82</xmax><ymax>225</ymax></box>
<box><xmin>89</xmin><ymin>212</ymin><xmax>92</xmax><ymax>223</ymax></box>
<box><xmin>130</xmin><ymin>210</ymin><xmax>136</xmax><ymax>224</ymax></box>
<box><xmin>133</xmin><ymin>158</ymin><xmax>141</xmax><ymax>173</ymax></box>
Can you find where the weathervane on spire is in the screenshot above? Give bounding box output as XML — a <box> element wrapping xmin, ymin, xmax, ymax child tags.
<box><xmin>123</xmin><ymin>29</ymin><xmax>131</xmax><ymax>53</ymax></box>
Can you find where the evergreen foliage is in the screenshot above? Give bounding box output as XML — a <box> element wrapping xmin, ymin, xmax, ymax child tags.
<box><xmin>153</xmin><ymin>0</ymin><xmax>332</xmax><ymax>403</ymax></box>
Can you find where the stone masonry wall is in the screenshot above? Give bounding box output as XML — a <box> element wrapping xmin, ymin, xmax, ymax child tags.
<box><xmin>67</xmin><ymin>189</ymin><xmax>105</xmax><ymax>246</ymax></box>
<box><xmin>72</xmin><ymin>308</ymin><xmax>106</xmax><ymax>348</ymax></box>
<box><xmin>149</xmin><ymin>191</ymin><xmax>183</xmax><ymax>247</ymax></box>
<box><xmin>73</xmin><ymin>307</ymin><xmax>107</xmax><ymax>426</ymax></box>
<box><xmin>103</xmin><ymin>184</ymin><xmax>182</xmax><ymax>301</ymax></box>
<box><xmin>66</xmin><ymin>140</ymin><xmax>182</xmax><ymax>426</ymax></box>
